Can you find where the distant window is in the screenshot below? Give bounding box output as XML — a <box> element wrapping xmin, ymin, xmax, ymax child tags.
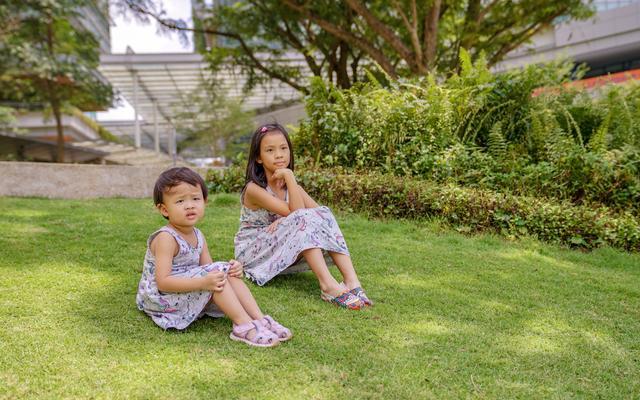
<box><xmin>594</xmin><ymin>0</ymin><xmax>639</xmax><ymax>11</ymax></box>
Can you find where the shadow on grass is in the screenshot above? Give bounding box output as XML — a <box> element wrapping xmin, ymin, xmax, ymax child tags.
<box><xmin>2</xmin><ymin>197</ymin><xmax>639</xmax><ymax>398</ymax></box>
<box><xmin>64</xmin><ymin>243</ymin><xmax>640</xmax><ymax>397</ymax></box>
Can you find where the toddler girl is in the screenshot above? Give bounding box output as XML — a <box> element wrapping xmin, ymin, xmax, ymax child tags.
<box><xmin>136</xmin><ymin>167</ymin><xmax>291</xmax><ymax>347</ymax></box>
<box><xmin>235</xmin><ymin>124</ymin><xmax>372</xmax><ymax>310</ymax></box>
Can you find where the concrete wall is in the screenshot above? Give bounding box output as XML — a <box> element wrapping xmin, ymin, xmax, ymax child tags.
<box><xmin>0</xmin><ymin>161</ymin><xmax>214</xmax><ymax>199</ymax></box>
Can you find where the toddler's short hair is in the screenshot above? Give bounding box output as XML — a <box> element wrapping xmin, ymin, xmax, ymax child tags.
<box><xmin>153</xmin><ymin>167</ymin><xmax>208</xmax><ymax>206</ymax></box>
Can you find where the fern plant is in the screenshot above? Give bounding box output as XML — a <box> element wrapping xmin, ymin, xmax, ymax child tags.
<box><xmin>588</xmin><ymin>112</ymin><xmax>610</xmax><ymax>154</ymax></box>
<box><xmin>487</xmin><ymin>121</ymin><xmax>507</xmax><ymax>160</ymax></box>
<box><xmin>600</xmin><ymin>85</ymin><xmax>635</xmax><ymax>149</ymax></box>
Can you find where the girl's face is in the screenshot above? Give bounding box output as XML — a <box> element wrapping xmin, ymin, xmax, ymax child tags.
<box><xmin>158</xmin><ymin>182</ymin><xmax>206</xmax><ymax>228</ymax></box>
<box><xmin>257</xmin><ymin>131</ymin><xmax>291</xmax><ymax>172</ymax></box>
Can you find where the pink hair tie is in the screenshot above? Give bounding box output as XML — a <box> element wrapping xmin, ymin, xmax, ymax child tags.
<box><xmin>260</xmin><ymin>126</ymin><xmax>268</xmax><ymax>133</ymax></box>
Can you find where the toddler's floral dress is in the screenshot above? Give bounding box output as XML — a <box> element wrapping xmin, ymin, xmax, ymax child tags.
<box><xmin>136</xmin><ymin>226</ymin><xmax>229</xmax><ymax>330</ymax></box>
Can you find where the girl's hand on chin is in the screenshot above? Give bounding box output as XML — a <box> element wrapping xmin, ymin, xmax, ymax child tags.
<box><xmin>272</xmin><ymin>168</ymin><xmax>293</xmax><ymax>181</ymax></box>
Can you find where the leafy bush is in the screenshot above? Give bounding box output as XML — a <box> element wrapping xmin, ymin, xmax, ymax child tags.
<box><xmin>206</xmin><ymin>165</ymin><xmax>245</xmax><ymax>194</ymax></box>
<box><xmin>207</xmin><ymin>166</ymin><xmax>640</xmax><ymax>252</ymax></box>
<box><xmin>293</xmin><ymin>58</ymin><xmax>640</xmax><ymax>214</ymax></box>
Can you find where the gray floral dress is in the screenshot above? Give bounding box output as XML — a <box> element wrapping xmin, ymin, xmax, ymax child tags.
<box><xmin>234</xmin><ymin>187</ymin><xmax>350</xmax><ymax>286</ymax></box>
<box><xmin>136</xmin><ymin>226</ymin><xmax>229</xmax><ymax>330</ymax></box>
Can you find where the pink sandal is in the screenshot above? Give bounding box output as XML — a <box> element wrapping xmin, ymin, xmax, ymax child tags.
<box><xmin>230</xmin><ymin>321</ymin><xmax>279</xmax><ymax>347</ymax></box>
<box><xmin>260</xmin><ymin>315</ymin><xmax>293</xmax><ymax>341</ymax></box>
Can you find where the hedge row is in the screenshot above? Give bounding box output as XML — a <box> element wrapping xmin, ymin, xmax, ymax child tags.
<box><xmin>206</xmin><ymin>167</ymin><xmax>640</xmax><ymax>252</ymax></box>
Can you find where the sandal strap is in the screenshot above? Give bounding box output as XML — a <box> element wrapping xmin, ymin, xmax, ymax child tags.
<box><xmin>342</xmin><ymin>283</ymin><xmax>372</xmax><ymax>306</ymax></box>
<box><xmin>350</xmin><ymin>287</ymin><xmax>363</xmax><ymax>296</ymax></box>
<box><xmin>232</xmin><ymin>321</ymin><xmax>258</xmax><ymax>336</ymax></box>
<box><xmin>262</xmin><ymin>315</ymin><xmax>277</xmax><ymax>328</ymax></box>
<box><xmin>350</xmin><ymin>287</ymin><xmax>372</xmax><ymax>302</ymax></box>
<box><xmin>233</xmin><ymin>320</ymin><xmax>278</xmax><ymax>345</ymax></box>
<box><xmin>334</xmin><ymin>291</ymin><xmax>361</xmax><ymax>306</ymax></box>
<box><xmin>262</xmin><ymin>315</ymin><xmax>291</xmax><ymax>336</ymax></box>
<box><xmin>253</xmin><ymin>321</ymin><xmax>279</xmax><ymax>343</ymax></box>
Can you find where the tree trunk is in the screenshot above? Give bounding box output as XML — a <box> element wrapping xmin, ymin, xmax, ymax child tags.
<box><xmin>455</xmin><ymin>0</ymin><xmax>481</xmax><ymax>72</ymax></box>
<box><xmin>45</xmin><ymin>16</ymin><xmax>65</xmax><ymax>163</ymax></box>
<box><xmin>52</xmin><ymin>100</ymin><xmax>65</xmax><ymax>163</ymax></box>
<box><xmin>423</xmin><ymin>0</ymin><xmax>441</xmax><ymax>71</ymax></box>
<box><xmin>336</xmin><ymin>41</ymin><xmax>351</xmax><ymax>89</ymax></box>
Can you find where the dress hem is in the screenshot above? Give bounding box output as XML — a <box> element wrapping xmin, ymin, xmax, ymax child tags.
<box><xmin>244</xmin><ymin>246</ymin><xmax>349</xmax><ymax>286</ymax></box>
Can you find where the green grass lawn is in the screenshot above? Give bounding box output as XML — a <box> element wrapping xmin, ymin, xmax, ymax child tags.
<box><xmin>1</xmin><ymin>195</ymin><xmax>639</xmax><ymax>399</ymax></box>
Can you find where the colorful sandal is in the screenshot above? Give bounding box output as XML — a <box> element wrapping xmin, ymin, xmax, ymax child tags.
<box><xmin>230</xmin><ymin>320</ymin><xmax>279</xmax><ymax>347</ymax></box>
<box><xmin>320</xmin><ymin>290</ymin><xmax>363</xmax><ymax>310</ymax></box>
<box><xmin>260</xmin><ymin>315</ymin><xmax>293</xmax><ymax>341</ymax></box>
<box><xmin>349</xmin><ymin>286</ymin><xmax>373</xmax><ymax>306</ymax></box>
<box><xmin>339</xmin><ymin>282</ymin><xmax>373</xmax><ymax>306</ymax></box>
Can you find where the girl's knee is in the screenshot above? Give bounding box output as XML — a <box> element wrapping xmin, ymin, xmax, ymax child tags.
<box><xmin>302</xmin><ymin>247</ymin><xmax>322</xmax><ymax>255</ymax></box>
<box><xmin>215</xmin><ymin>280</ymin><xmax>234</xmax><ymax>295</ymax></box>
<box><xmin>227</xmin><ymin>276</ymin><xmax>245</xmax><ymax>286</ymax></box>
<box><xmin>290</xmin><ymin>208</ymin><xmax>323</xmax><ymax>225</ymax></box>
<box><xmin>289</xmin><ymin>208</ymin><xmax>313</xmax><ymax>219</ymax></box>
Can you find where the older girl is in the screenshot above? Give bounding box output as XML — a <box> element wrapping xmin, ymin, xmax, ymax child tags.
<box><xmin>235</xmin><ymin>124</ymin><xmax>372</xmax><ymax>310</ymax></box>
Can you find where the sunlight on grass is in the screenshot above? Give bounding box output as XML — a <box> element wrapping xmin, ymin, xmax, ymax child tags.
<box><xmin>1</xmin><ymin>197</ymin><xmax>639</xmax><ymax>399</ymax></box>
<box><xmin>478</xmin><ymin>299</ymin><xmax>515</xmax><ymax>313</ymax></box>
<box><xmin>404</xmin><ymin>320</ymin><xmax>452</xmax><ymax>335</ymax></box>
<box><xmin>580</xmin><ymin>331</ymin><xmax>628</xmax><ymax>358</ymax></box>
<box><xmin>3</xmin><ymin>222</ymin><xmax>49</xmax><ymax>235</ymax></box>
<box><xmin>2</xmin><ymin>208</ymin><xmax>51</xmax><ymax>218</ymax></box>
<box><xmin>497</xmin><ymin>248</ymin><xmax>583</xmax><ymax>269</ymax></box>
<box><xmin>507</xmin><ymin>318</ymin><xmax>567</xmax><ymax>355</ymax></box>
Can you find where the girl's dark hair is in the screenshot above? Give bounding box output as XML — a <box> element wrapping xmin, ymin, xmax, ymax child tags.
<box><xmin>244</xmin><ymin>123</ymin><xmax>294</xmax><ymax>190</ymax></box>
<box><xmin>153</xmin><ymin>167</ymin><xmax>208</xmax><ymax>206</ymax></box>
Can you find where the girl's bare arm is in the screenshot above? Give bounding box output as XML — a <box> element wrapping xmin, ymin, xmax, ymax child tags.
<box><xmin>153</xmin><ymin>233</ymin><xmax>224</xmax><ymax>293</ymax></box>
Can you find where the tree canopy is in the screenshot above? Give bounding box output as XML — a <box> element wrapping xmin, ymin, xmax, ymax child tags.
<box><xmin>0</xmin><ymin>0</ymin><xmax>113</xmax><ymax>162</ymax></box>
<box><xmin>173</xmin><ymin>81</ymin><xmax>254</xmax><ymax>160</ymax></box>
<box><xmin>122</xmin><ymin>0</ymin><xmax>593</xmax><ymax>92</ymax></box>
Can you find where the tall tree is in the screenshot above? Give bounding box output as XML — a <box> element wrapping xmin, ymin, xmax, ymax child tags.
<box><xmin>0</xmin><ymin>0</ymin><xmax>113</xmax><ymax>162</ymax></box>
<box><xmin>121</xmin><ymin>0</ymin><xmax>593</xmax><ymax>92</ymax></box>
<box><xmin>173</xmin><ymin>80</ymin><xmax>254</xmax><ymax>161</ymax></box>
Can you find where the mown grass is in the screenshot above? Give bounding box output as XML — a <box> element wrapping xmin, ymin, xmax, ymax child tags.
<box><xmin>0</xmin><ymin>195</ymin><xmax>639</xmax><ymax>399</ymax></box>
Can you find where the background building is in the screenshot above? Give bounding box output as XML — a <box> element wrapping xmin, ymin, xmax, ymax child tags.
<box><xmin>496</xmin><ymin>0</ymin><xmax>640</xmax><ymax>78</ymax></box>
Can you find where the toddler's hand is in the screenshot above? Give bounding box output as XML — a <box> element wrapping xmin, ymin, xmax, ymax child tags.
<box><xmin>228</xmin><ymin>259</ymin><xmax>243</xmax><ymax>278</ymax></box>
<box><xmin>267</xmin><ymin>217</ymin><xmax>284</xmax><ymax>233</ymax></box>
<box><xmin>202</xmin><ymin>271</ymin><xmax>226</xmax><ymax>292</ymax></box>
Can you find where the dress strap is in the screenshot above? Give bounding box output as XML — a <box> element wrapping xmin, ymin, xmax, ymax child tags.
<box><xmin>193</xmin><ymin>227</ymin><xmax>204</xmax><ymax>252</ymax></box>
<box><xmin>147</xmin><ymin>226</ymin><xmax>190</xmax><ymax>252</ymax></box>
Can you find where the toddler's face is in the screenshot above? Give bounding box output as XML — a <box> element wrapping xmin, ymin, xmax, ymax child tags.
<box><xmin>258</xmin><ymin>132</ymin><xmax>291</xmax><ymax>171</ymax></box>
<box><xmin>158</xmin><ymin>182</ymin><xmax>206</xmax><ymax>227</ymax></box>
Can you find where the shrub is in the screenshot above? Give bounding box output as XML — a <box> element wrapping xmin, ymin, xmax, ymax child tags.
<box><xmin>293</xmin><ymin>61</ymin><xmax>640</xmax><ymax>214</ymax></box>
<box><xmin>207</xmin><ymin>166</ymin><xmax>640</xmax><ymax>252</ymax></box>
<box><xmin>206</xmin><ymin>165</ymin><xmax>245</xmax><ymax>194</ymax></box>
